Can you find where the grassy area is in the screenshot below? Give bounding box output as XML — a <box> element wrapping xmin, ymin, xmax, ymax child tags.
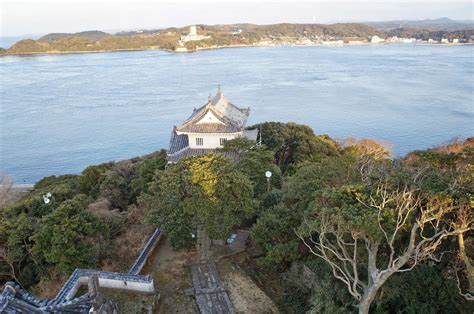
<box><xmin>141</xmin><ymin>236</ymin><xmax>197</xmax><ymax>313</ymax></box>
<box><xmin>101</xmin><ymin>289</ymin><xmax>157</xmax><ymax>313</ymax></box>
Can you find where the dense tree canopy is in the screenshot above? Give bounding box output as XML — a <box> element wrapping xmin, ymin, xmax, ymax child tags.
<box><xmin>0</xmin><ymin>151</ymin><xmax>167</xmax><ymax>290</ymax></box>
<box><xmin>251</xmin><ymin>204</ymin><xmax>301</xmax><ymax>266</ymax></box>
<box><xmin>222</xmin><ymin>138</ymin><xmax>282</xmax><ymax>197</ymax></box>
<box><xmin>32</xmin><ymin>195</ymin><xmax>102</xmax><ymax>273</ymax></box>
<box><xmin>0</xmin><ymin>122</ymin><xmax>471</xmax><ymax>313</ymax></box>
<box><xmin>141</xmin><ymin>154</ymin><xmax>256</xmax><ymax>249</ymax></box>
<box><xmin>252</xmin><ymin>122</ymin><xmax>339</xmax><ymax>172</ymax></box>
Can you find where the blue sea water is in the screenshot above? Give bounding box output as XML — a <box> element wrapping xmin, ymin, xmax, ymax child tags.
<box><xmin>0</xmin><ymin>45</ymin><xmax>473</xmax><ymax>183</ymax></box>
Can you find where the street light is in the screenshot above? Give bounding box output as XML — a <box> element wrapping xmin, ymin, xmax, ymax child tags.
<box><xmin>265</xmin><ymin>171</ymin><xmax>272</xmax><ymax>193</ymax></box>
<box><xmin>43</xmin><ymin>192</ymin><xmax>52</xmax><ymax>204</ymax></box>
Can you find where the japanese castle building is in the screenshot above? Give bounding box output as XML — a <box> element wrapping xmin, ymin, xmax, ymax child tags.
<box><xmin>167</xmin><ymin>87</ymin><xmax>258</xmax><ymax>162</ymax></box>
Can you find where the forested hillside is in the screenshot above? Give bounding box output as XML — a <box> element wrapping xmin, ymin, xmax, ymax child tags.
<box><xmin>2</xmin><ymin>22</ymin><xmax>472</xmax><ymax>55</ymax></box>
<box><xmin>0</xmin><ymin>123</ymin><xmax>472</xmax><ymax>312</ymax></box>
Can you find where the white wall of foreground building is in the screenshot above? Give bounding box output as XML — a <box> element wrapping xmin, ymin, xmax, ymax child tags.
<box><xmin>181</xmin><ymin>129</ymin><xmax>258</xmax><ymax>150</ymax></box>
<box><xmin>187</xmin><ymin>132</ymin><xmax>242</xmax><ymax>149</ymax></box>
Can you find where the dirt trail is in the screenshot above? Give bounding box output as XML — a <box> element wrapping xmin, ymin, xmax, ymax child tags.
<box><xmin>142</xmin><ymin>236</ymin><xmax>196</xmax><ymax>313</ymax></box>
<box><xmin>142</xmin><ymin>237</ymin><xmax>278</xmax><ymax>314</ymax></box>
<box><xmin>217</xmin><ymin>258</ymin><xmax>279</xmax><ymax>314</ymax></box>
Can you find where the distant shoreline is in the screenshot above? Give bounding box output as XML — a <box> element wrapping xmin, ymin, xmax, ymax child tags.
<box><xmin>1</xmin><ymin>42</ymin><xmax>472</xmax><ymax>57</ymax></box>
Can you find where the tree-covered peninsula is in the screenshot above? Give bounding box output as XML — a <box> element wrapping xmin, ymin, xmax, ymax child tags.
<box><xmin>0</xmin><ymin>122</ymin><xmax>472</xmax><ymax>313</ymax></box>
<box><xmin>1</xmin><ymin>22</ymin><xmax>473</xmax><ymax>55</ymax></box>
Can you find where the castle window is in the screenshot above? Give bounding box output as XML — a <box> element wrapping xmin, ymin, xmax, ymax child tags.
<box><xmin>196</xmin><ymin>137</ymin><xmax>203</xmax><ymax>146</ymax></box>
<box><xmin>220</xmin><ymin>138</ymin><xmax>227</xmax><ymax>146</ymax></box>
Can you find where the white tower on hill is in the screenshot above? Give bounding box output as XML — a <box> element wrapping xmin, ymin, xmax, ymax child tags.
<box><xmin>189</xmin><ymin>25</ymin><xmax>197</xmax><ymax>36</ymax></box>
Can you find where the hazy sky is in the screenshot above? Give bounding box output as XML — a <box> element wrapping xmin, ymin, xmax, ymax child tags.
<box><xmin>1</xmin><ymin>0</ymin><xmax>472</xmax><ymax>37</ymax></box>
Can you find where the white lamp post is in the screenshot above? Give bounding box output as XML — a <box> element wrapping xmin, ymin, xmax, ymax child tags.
<box><xmin>265</xmin><ymin>171</ymin><xmax>272</xmax><ymax>193</ymax></box>
<box><xmin>43</xmin><ymin>192</ymin><xmax>52</xmax><ymax>204</ymax></box>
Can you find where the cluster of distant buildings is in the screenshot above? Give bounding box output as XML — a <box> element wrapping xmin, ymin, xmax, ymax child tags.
<box><xmin>172</xmin><ymin>26</ymin><xmax>469</xmax><ymax>51</ymax></box>
<box><xmin>371</xmin><ymin>35</ymin><xmax>464</xmax><ymax>44</ymax></box>
<box><xmin>256</xmin><ymin>34</ymin><xmax>469</xmax><ymax>47</ymax></box>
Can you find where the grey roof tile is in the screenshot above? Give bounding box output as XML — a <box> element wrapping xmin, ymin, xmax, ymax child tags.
<box><xmin>176</xmin><ymin>90</ymin><xmax>249</xmax><ymax>134</ymax></box>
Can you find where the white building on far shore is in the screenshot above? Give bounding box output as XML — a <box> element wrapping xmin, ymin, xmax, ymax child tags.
<box><xmin>180</xmin><ymin>25</ymin><xmax>211</xmax><ymax>43</ymax></box>
<box><xmin>321</xmin><ymin>40</ymin><xmax>343</xmax><ymax>45</ymax></box>
<box><xmin>370</xmin><ymin>35</ymin><xmax>385</xmax><ymax>44</ymax></box>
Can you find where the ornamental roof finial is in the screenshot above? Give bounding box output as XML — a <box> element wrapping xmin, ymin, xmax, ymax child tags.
<box><xmin>217</xmin><ymin>84</ymin><xmax>221</xmax><ymax>93</ymax></box>
<box><xmin>208</xmin><ymin>93</ymin><xmax>211</xmax><ymax>102</ymax></box>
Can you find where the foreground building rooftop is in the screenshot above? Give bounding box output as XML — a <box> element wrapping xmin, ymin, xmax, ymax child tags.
<box><xmin>167</xmin><ymin>87</ymin><xmax>258</xmax><ymax>162</ymax></box>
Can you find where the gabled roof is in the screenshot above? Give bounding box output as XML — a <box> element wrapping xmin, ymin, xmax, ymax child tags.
<box><xmin>176</xmin><ymin>89</ymin><xmax>250</xmax><ymax>134</ymax></box>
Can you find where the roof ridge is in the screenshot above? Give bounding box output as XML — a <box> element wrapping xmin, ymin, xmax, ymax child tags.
<box><xmin>211</xmin><ymin>90</ymin><xmax>249</xmax><ymax>114</ymax></box>
<box><xmin>177</xmin><ymin>106</ymin><xmax>227</xmax><ymax>131</ymax></box>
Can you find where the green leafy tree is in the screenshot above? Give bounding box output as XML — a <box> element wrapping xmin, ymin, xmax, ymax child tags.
<box><xmin>99</xmin><ymin>170</ymin><xmax>130</xmax><ymax>210</ymax></box>
<box><xmin>253</xmin><ymin>122</ymin><xmax>339</xmax><ymax>171</ymax></box>
<box><xmin>402</xmin><ymin>139</ymin><xmax>474</xmax><ymax>297</ymax></box>
<box><xmin>142</xmin><ymin>154</ymin><xmax>256</xmax><ymax>249</ymax></box>
<box><xmin>375</xmin><ymin>265</ymin><xmax>470</xmax><ymax>313</ymax></box>
<box><xmin>131</xmin><ymin>150</ymin><xmax>167</xmax><ymax>197</ymax></box>
<box><xmin>284</xmin><ymin>155</ymin><xmax>360</xmax><ymax>212</ymax></box>
<box><xmin>304</xmin><ymin>258</ymin><xmax>354</xmax><ymax>313</ymax></box>
<box><xmin>0</xmin><ymin>213</ymin><xmax>36</xmax><ymax>285</ymax></box>
<box><xmin>32</xmin><ymin>195</ymin><xmax>102</xmax><ymax>272</ymax></box>
<box><xmin>296</xmin><ymin>181</ymin><xmax>472</xmax><ymax>314</ymax></box>
<box><xmin>222</xmin><ymin>138</ymin><xmax>282</xmax><ymax>197</ymax></box>
<box><xmin>141</xmin><ymin>163</ymin><xmax>196</xmax><ymax>249</ymax></box>
<box><xmin>251</xmin><ymin>204</ymin><xmax>301</xmax><ymax>266</ymax></box>
<box><xmin>78</xmin><ymin>163</ymin><xmax>113</xmax><ymax>198</ymax></box>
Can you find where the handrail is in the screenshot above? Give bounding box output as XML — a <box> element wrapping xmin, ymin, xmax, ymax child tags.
<box><xmin>128</xmin><ymin>228</ymin><xmax>162</xmax><ymax>275</ymax></box>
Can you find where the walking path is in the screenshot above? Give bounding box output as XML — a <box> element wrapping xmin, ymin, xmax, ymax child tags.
<box><xmin>187</xmin><ymin>262</ymin><xmax>236</xmax><ymax>314</ymax></box>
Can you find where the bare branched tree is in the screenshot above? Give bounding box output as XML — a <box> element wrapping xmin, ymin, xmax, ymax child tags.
<box><xmin>452</xmin><ymin>205</ymin><xmax>474</xmax><ymax>301</ymax></box>
<box><xmin>342</xmin><ymin>138</ymin><xmax>393</xmax><ymax>182</ymax></box>
<box><xmin>0</xmin><ymin>176</ymin><xmax>15</xmax><ymax>209</ymax></box>
<box><xmin>296</xmin><ymin>183</ymin><xmax>473</xmax><ymax>314</ymax></box>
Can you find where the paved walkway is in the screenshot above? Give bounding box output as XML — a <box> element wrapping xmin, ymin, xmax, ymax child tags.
<box><xmin>188</xmin><ymin>262</ymin><xmax>235</xmax><ymax>314</ymax></box>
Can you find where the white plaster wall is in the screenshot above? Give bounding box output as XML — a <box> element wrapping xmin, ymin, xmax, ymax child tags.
<box><xmin>96</xmin><ymin>278</ymin><xmax>155</xmax><ymax>293</ymax></box>
<box><xmin>66</xmin><ymin>280</ymin><xmax>83</xmax><ymax>300</ymax></box>
<box><xmin>188</xmin><ymin>133</ymin><xmax>242</xmax><ymax>149</ymax></box>
<box><xmin>196</xmin><ymin>111</ymin><xmax>224</xmax><ymax>125</ymax></box>
<box><xmin>65</xmin><ymin>277</ymin><xmax>155</xmax><ymax>300</ymax></box>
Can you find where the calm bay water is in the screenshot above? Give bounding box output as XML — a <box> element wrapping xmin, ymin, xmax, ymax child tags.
<box><xmin>1</xmin><ymin>45</ymin><xmax>473</xmax><ymax>183</ymax></box>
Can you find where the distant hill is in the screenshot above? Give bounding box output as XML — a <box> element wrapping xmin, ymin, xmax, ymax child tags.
<box><xmin>1</xmin><ymin>23</ymin><xmax>385</xmax><ymax>55</ymax></box>
<box><xmin>39</xmin><ymin>31</ymin><xmax>111</xmax><ymax>42</ymax></box>
<box><xmin>365</xmin><ymin>17</ymin><xmax>474</xmax><ymax>31</ymax></box>
<box><xmin>387</xmin><ymin>27</ymin><xmax>474</xmax><ymax>40</ymax></box>
<box><xmin>119</xmin><ymin>23</ymin><xmax>385</xmax><ymax>38</ymax></box>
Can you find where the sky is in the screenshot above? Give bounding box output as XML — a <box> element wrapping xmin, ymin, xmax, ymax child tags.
<box><xmin>0</xmin><ymin>0</ymin><xmax>473</xmax><ymax>37</ymax></box>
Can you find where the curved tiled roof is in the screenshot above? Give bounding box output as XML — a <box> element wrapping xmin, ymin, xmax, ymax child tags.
<box><xmin>177</xmin><ymin>122</ymin><xmax>242</xmax><ymax>134</ymax></box>
<box><xmin>167</xmin><ymin>148</ymin><xmax>238</xmax><ymax>163</ymax></box>
<box><xmin>210</xmin><ymin>91</ymin><xmax>249</xmax><ymax>127</ymax></box>
<box><xmin>168</xmin><ymin>127</ymin><xmax>189</xmax><ymax>154</ymax></box>
<box><xmin>176</xmin><ymin>90</ymin><xmax>250</xmax><ymax>134</ymax></box>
